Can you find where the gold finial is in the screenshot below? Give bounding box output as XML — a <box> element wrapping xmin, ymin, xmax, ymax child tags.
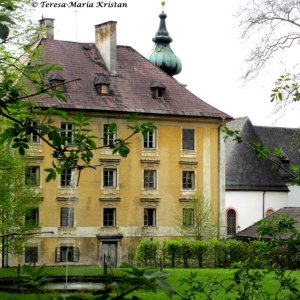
<box><xmin>161</xmin><ymin>0</ymin><xmax>165</xmax><ymax>13</ymax></box>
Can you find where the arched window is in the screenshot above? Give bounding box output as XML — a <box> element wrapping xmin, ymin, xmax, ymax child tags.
<box><xmin>227</xmin><ymin>209</ymin><xmax>237</xmax><ymax>235</ymax></box>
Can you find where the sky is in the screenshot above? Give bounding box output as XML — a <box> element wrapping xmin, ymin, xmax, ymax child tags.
<box><xmin>30</xmin><ymin>0</ymin><xmax>300</xmax><ymax>128</ymax></box>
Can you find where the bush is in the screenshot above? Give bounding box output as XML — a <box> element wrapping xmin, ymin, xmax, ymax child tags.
<box><xmin>164</xmin><ymin>240</ymin><xmax>181</xmax><ymax>268</ymax></box>
<box><xmin>179</xmin><ymin>240</ymin><xmax>194</xmax><ymax>268</ymax></box>
<box><xmin>191</xmin><ymin>240</ymin><xmax>209</xmax><ymax>268</ymax></box>
<box><xmin>225</xmin><ymin>239</ymin><xmax>245</xmax><ymax>267</ymax></box>
<box><xmin>135</xmin><ymin>239</ymin><xmax>159</xmax><ymax>267</ymax></box>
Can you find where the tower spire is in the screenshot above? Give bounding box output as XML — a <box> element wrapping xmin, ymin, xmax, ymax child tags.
<box><xmin>149</xmin><ymin>1</ymin><xmax>182</xmax><ymax>76</ymax></box>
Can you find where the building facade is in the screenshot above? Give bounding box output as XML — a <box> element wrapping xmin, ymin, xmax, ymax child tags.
<box><xmin>10</xmin><ymin>12</ymin><xmax>231</xmax><ymax>266</ymax></box>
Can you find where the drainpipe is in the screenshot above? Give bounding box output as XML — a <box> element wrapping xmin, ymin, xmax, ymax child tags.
<box><xmin>262</xmin><ymin>191</ymin><xmax>266</xmax><ymax>218</ymax></box>
<box><xmin>217</xmin><ymin>122</ymin><xmax>226</xmax><ymax>239</ymax></box>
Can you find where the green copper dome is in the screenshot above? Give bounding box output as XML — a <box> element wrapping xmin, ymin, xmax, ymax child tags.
<box><xmin>149</xmin><ymin>11</ymin><xmax>182</xmax><ymax>76</ymax></box>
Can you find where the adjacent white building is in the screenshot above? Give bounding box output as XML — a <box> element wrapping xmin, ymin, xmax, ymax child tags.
<box><xmin>224</xmin><ymin>117</ymin><xmax>300</xmax><ymax>235</ymax></box>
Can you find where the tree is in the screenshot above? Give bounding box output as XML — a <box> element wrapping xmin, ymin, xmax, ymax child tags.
<box><xmin>0</xmin><ymin>142</ymin><xmax>41</xmax><ymax>267</ymax></box>
<box><xmin>0</xmin><ymin>0</ymin><xmax>155</xmax><ymax>183</ymax></box>
<box><xmin>238</xmin><ymin>0</ymin><xmax>300</xmax><ymax>112</ymax></box>
<box><xmin>238</xmin><ymin>0</ymin><xmax>300</xmax><ymax>79</ymax></box>
<box><xmin>180</xmin><ymin>194</ymin><xmax>217</xmax><ymax>240</ymax></box>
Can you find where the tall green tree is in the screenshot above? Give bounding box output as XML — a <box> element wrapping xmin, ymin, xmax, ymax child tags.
<box><xmin>0</xmin><ymin>142</ymin><xmax>41</xmax><ymax>267</ymax></box>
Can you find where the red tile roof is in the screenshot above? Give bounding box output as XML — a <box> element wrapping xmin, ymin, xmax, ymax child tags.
<box><xmin>34</xmin><ymin>39</ymin><xmax>231</xmax><ymax>120</ymax></box>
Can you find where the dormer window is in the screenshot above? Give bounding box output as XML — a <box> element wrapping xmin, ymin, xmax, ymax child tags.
<box><xmin>94</xmin><ymin>75</ymin><xmax>110</xmax><ymax>95</ymax></box>
<box><xmin>150</xmin><ymin>81</ymin><xmax>166</xmax><ymax>99</ymax></box>
<box><xmin>48</xmin><ymin>73</ymin><xmax>65</xmax><ymax>91</ymax></box>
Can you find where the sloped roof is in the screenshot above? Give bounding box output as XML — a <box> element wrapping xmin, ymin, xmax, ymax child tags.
<box><xmin>235</xmin><ymin>207</ymin><xmax>300</xmax><ymax>240</ymax></box>
<box><xmin>32</xmin><ymin>39</ymin><xmax>231</xmax><ymax>120</ymax></box>
<box><xmin>255</xmin><ymin>126</ymin><xmax>300</xmax><ymax>179</ymax></box>
<box><xmin>225</xmin><ymin>117</ymin><xmax>288</xmax><ymax>191</ymax></box>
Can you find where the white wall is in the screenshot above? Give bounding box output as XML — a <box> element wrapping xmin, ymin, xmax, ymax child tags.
<box><xmin>287</xmin><ymin>186</ymin><xmax>300</xmax><ymax>207</ymax></box>
<box><xmin>225</xmin><ymin>191</ymin><xmax>288</xmax><ymax>232</ymax></box>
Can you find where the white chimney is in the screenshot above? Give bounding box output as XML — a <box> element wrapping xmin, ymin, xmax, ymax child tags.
<box><xmin>39</xmin><ymin>17</ymin><xmax>55</xmax><ymax>40</ymax></box>
<box><xmin>95</xmin><ymin>21</ymin><xmax>117</xmax><ymax>75</ymax></box>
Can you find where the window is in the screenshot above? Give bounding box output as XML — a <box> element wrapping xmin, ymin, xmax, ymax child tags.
<box><xmin>182</xmin><ymin>129</ymin><xmax>195</xmax><ymax>150</ymax></box>
<box><xmin>60</xmin><ymin>169</ymin><xmax>73</xmax><ymax>187</ymax></box>
<box><xmin>103</xmin><ymin>208</ymin><xmax>116</xmax><ymax>227</ymax></box>
<box><xmin>98</xmin><ymin>84</ymin><xmax>109</xmax><ymax>95</ymax></box>
<box><xmin>49</xmin><ymin>73</ymin><xmax>65</xmax><ymax>91</ymax></box>
<box><xmin>144</xmin><ymin>130</ymin><xmax>156</xmax><ymax>148</ymax></box>
<box><xmin>94</xmin><ymin>75</ymin><xmax>110</xmax><ymax>95</ymax></box>
<box><xmin>182</xmin><ymin>171</ymin><xmax>195</xmax><ymax>189</ymax></box>
<box><xmin>227</xmin><ymin>209</ymin><xmax>237</xmax><ymax>235</ymax></box>
<box><xmin>25</xmin><ymin>208</ymin><xmax>39</xmax><ymax>226</ymax></box>
<box><xmin>103</xmin><ymin>168</ymin><xmax>117</xmax><ymax>188</ymax></box>
<box><xmin>150</xmin><ymin>81</ymin><xmax>166</xmax><ymax>99</ymax></box>
<box><xmin>183</xmin><ymin>208</ymin><xmax>194</xmax><ymax>226</ymax></box>
<box><xmin>152</xmin><ymin>87</ymin><xmax>165</xmax><ymax>99</ymax></box>
<box><xmin>60</xmin><ymin>207</ymin><xmax>74</xmax><ymax>227</ymax></box>
<box><xmin>103</xmin><ymin>124</ymin><xmax>116</xmax><ymax>147</ymax></box>
<box><xmin>56</xmin><ymin>246</ymin><xmax>79</xmax><ymax>262</ymax></box>
<box><xmin>144</xmin><ymin>208</ymin><xmax>156</xmax><ymax>227</ymax></box>
<box><xmin>25</xmin><ymin>166</ymin><xmax>40</xmax><ymax>186</ymax></box>
<box><xmin>28</xmin><ymin>121</ymin><xmax>40</xmax><ymax>143</ymax></box>
<box><xmin>25</xmin><ymin>247</ymin><xmax>38</xmax><ymax>264</ymax></box>
<box><xmin>61</xmin><ymin>123</ymin><xmax>74</xmax><ymax>145</ymax></box>
<box><xmin>144</xmin><ymin>170</ymin><xmax>156</xmax><ymax>189</ymax></box>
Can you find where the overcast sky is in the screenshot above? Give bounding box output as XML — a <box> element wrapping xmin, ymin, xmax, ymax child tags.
<box><xmin>30</xmin><ymin>0</ymin><xmax>300</xmax><ymax>128</ymax></box>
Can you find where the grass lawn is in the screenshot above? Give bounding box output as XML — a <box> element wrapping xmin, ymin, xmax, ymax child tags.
<box><xmin>0</xmin><ymin>267</ymin><xmax>299</xmax><ymax>299</ymax></box>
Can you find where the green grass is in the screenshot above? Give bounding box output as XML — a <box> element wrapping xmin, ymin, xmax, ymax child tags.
<box><xmin>0</xmin><ymin>267</ymin><xmax>300</xmax><ymax>299</ymax></box>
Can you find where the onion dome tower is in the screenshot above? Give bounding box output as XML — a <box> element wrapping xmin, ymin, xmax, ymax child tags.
<box><xmin>149</xmin><ymin>1</ymin><xmax>182</xmax><ymax>76</ymax></box>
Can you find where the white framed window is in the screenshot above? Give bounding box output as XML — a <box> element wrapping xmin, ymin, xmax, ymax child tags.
<box><xmin>25</xmin><ymin>208</ymin><xmax>39</xmax><ymax>226</ymax></box>
<box><xmin>103</xmin><ymin>168</ymin><xmax>117</xmax><ymax>188</ymax></box>
<box><xmin>61</xmin><ymin>122</ymin><xmax>74</xmax><ymax>145</ymax></box>
<box><xmin>182</xmin><ymin>171</ymin><xmax>195</xmax><ymax>190</ymax></box>
<box><xmin>28</xmin><ymin>121</ymin><xmax>40</xmax><ymax>143</ymax></box>
<box><xmin>60</xmin><ymin>169</ymin><xmax>74</xmax><ymax>188</ymax></box>
<box><xmin>60</xmin><ymin>207</ymin><xmax>74</xmax><ymax>227</ymax></box>
<box><xmin>144</xmin><ymin>208</ymin><xmax>156</xmax><ymax>227</ymax></box>
<box><xmin>103</xmin><ymin>208</ymin><xmax>116</xmax><ymax>227</ymax></box>
<box><xmin>183</xmin><ymin>208</ymin><xmax>194</xmax><ymax>226</ymax></box>
<box><xmin>144</xmin><ymin>170</ymin><xmax>157</xmax><ymax>189</ymax></box>
<box><xmin>182</xmin><ymin>128</ymin><xmax>195</xmax><ymax>150</ymax></box>
<box><xmin>25</xmin><ymin>166</ymin><xmax>40</xmax><ymax>186</ymax></box>
<box><xmin>143</xmin><ymin>130</ymin><xmax>156</xmax><ymax>149</ymax></box>
<box><xmin>103</xmin><ymin>124</ymin><xmax>116</xmax><ymax>147</ymax></box>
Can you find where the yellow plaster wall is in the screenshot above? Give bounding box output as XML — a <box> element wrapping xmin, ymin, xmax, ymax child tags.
<box><xmin>11</xmin><ymin>114</ymin><xmax>224</xmax><ymax>266</ymax></box>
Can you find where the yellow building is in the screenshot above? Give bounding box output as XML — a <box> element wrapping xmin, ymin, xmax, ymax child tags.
<box><xmin>11</xmin><ymin>10</ymin><xmax>231</xmax><ymax>267</ymax></box>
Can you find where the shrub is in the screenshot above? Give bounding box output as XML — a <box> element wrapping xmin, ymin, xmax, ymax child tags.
<box><xmin>135</xmin><ymin>239</ymin><xmax>159</xmax><ymax>267</ymax></box>
<box><xmin>164</xmin><ymin>240</ymin><xmax>181</xmax><ymax>268</ymax></box>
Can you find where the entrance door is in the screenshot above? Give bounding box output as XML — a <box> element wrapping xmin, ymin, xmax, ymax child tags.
<box><xmin>102</xmin><ymin>242</ymin><xmax>117</xmax><ymax>267</ymax></box>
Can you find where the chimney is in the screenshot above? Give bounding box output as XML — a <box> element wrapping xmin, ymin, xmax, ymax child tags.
<box><xmin>95</xmin><ymin>21</ymin><xmax>117</xmax><ymax>75</ymax></box>
<box><xmin>39</xmin><ymin>17</ymin><xmax>55</xmax><ymax>40</ymax></box>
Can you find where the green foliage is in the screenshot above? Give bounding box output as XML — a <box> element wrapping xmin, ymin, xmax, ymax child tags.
<box><xmin>164</xmin><ymin>240</ymin><xmax>181</xmax><ymax>268</ymax></box>
<box><xmin>0</xmin><ymin>143</ymin><xmax>41</xmax><ymax>267</ymax></box>
<box><xmin>179</xmin><ymin>194</ymin><xmax>217</xmax><ymax>241</ymax></box>
<box><xmin>135</xmin><ymin>239</ymin><xmax>159</xmax><ymax>267</ymax></box>
<box><xmin>17</xmin><ymin>265</ymin><xmax>51</xmax><ymax>296</ymax></box>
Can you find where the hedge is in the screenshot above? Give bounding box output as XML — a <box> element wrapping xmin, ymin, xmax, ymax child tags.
<box><xmin>134</xmin><ymin>239</ymin><xmax>275</xmax><ymax>269</ymax></box>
